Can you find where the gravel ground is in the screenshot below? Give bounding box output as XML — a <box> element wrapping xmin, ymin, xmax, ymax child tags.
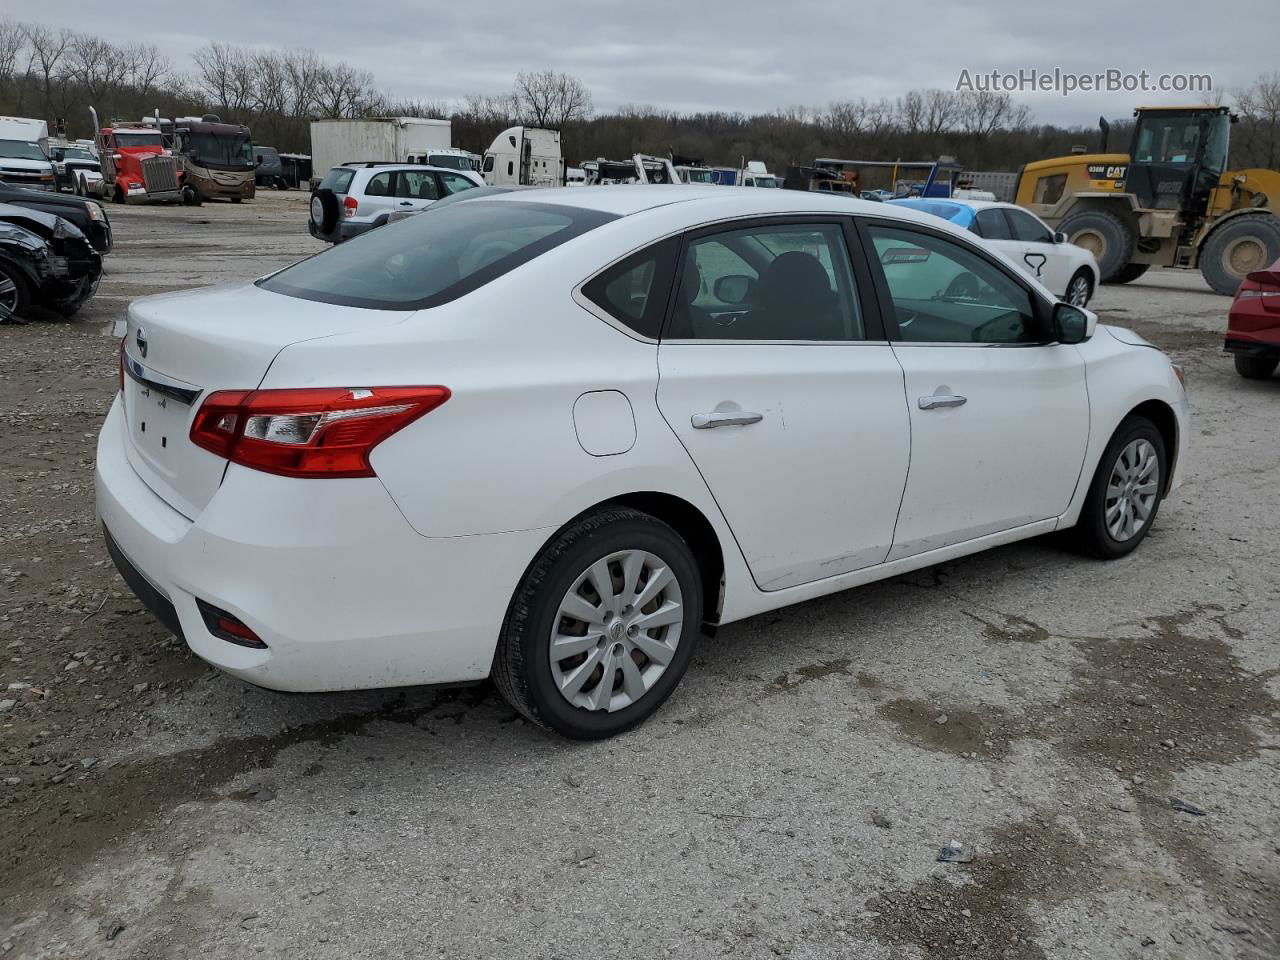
<box><xmin>1</xmin><ymin>193</ymin><xmax>1277</xmax><ymax>960</ymax></box>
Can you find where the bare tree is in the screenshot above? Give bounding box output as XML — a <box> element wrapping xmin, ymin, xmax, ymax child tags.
<box><xmin>22</xmin><ymin>23</ymin><xmax>73</xmax><ymax>115</ymax></box>
<box><xmin>956</xmin><ymin>90</ymin><xmax>1030</xmax><ymax>137</ymax></box>
<box><xmin>0</xmin><ymin>19</ymin><xmax>25</xmax><ymax>88</ymax></box>
<box><xmin>124</xmin><ymin>43</ymin><xmax>171</xmax><ymax>100</ymax></box>
<box><xmin>1235</xmin><ymin>72</ymin><xmax>1280</xmax><ymax>170</ymax></box>
<box><xmin>514</xmin><ymin>70</ymin><xmax>592</xmax><ymax>128</ymax></box>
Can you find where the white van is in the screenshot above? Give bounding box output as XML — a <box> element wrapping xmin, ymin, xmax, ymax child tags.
<box><xmin>482</xmin><ymin>127</ymin><xmax>564</xmax><ymax>187</ymax></box>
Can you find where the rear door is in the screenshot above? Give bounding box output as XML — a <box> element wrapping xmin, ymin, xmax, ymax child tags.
<box><xmin>655</xmin><ymin>217</ymin><xmax>911</xmax><ymax>591</ymax></box>
<box><xmin>359</xmin><ymin>169</ymin><xmax>398</xmax><ymax>220</ymax></box>
<box><xmin>859</xmin><ymin>218</ymin><xmax>1089</xmax><ymax>559</ymax></box>
<box><xmin>393</xmin><ymin>168</ymin><xmax>440</xmax><ymax>213</ymax></box>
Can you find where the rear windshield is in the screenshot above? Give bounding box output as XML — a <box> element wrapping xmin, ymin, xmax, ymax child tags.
<box><xmin>318</xmin><ymin>167</ymin><xmax>356</xmax><ymax>194</ymax></box>
<box><xmin>259</xmin><ymin>200</ymin><xmax>616</xmax><ymax>310</ymax></box>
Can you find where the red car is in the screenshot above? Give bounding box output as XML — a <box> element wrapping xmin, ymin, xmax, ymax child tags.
<box><xmin>1225</xmin><ymin>256</ymin><xmax>1280</xmax><ymax>380</ymax></box>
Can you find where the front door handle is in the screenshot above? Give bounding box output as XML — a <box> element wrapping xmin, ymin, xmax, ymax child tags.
<box><xmin>691</xmin><ymin>411</ymin><xmax>764</xmax><ymax>429</ymax></box>
<box><xmin>918</xmin><ymin>394</ymin><xmax>967</xmax><ymax>410</ymax></box>
<box><xmin>399</xmin><ymin>201</ymin><xmax>413</xmax><ymax>206</ymax></box>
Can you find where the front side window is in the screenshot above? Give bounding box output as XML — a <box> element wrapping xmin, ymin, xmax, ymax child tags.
<box><xmin>670</xmin><ymin>222</ymin><xmax>863</xmax><ymax>341</ymax></box>
<box><xmin>867</xmin><ymin>224</ymin><xmax>1039</xmax><ymax>344</ymax></box>
<box><xmin>1006</xmin><ymin>209</ymin><xmax>1054</xmax><ymax>243</ymax></box>
<box><xmin>437</xmin><ymin>172</ymin><xmax>477</xmax><ymax>196</ymax></box>
<box><xmin>394</xmin><ymin>170</ymin><xmax>438</xmax><ymax>200</ymax></box>
<box><xmin>581</xmin><ymin>237</ymin><xmax>679</xmax><ymax>339</ymax></box>
<box><xmin>260</xmin><ymin>201</ymin><xmax>616</xmax><ymax>311</ymax></box>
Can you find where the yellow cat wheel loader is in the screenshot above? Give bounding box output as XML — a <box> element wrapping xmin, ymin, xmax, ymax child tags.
<box><xmin>1015</xmin><ymin>106</ymin><xmax>1280</xmax><ymax>295</ymax></box>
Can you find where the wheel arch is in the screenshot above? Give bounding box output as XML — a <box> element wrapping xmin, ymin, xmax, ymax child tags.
<box><xmin>1126</xmin><ymin>398</ymin><xmax>1179</xmax><ymax>496</ymax></box>
<box><xmin>542</xmin><ymin>491</ymin><xmax>727</xmax><ymax>628</ymax></box>
<box><xmin>1193</xmin><ymin>208</ymin><xmax>1280</xmax><ymax>249</ymax></box>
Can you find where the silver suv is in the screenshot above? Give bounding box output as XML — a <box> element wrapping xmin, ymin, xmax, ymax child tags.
<box><xmin>309</xmin><ymin>162</ymin><xmax>483</xmax><ymax>243</ymax></box>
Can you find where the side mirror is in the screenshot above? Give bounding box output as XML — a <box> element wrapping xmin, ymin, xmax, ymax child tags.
<box><xmin>713</xmin><ymin>274</ymin><xmax>753</xmax><ymax>304</ymax></box>
<box><xmin>1053</xmin><ymin>231</ymin><xmax>1067</xmax><ymax>244</ymax></box>
<box><xmin>1052</xmin><ymin>302</ymin><xmax>1095</xmax><ymax>344</ymax></box>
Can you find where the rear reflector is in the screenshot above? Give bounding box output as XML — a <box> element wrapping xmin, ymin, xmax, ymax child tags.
<box><xmin>190</xmin><ymin>386</ymin><xmax>450</xmax><ymax>478</ymax></box>
<box><xmin>196</xmin><ymin>599</ymin><xmax>268</xmax><ymax>649</ymax></box>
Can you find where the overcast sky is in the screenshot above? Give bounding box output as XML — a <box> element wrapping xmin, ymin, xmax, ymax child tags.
<box><xmin>10</xmin><ymin>1</ymin><xmax>1277</xmax><ymax>127</ymax></box>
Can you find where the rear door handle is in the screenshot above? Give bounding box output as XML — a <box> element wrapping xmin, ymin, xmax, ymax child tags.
<box><xmin>691</xmin><ymin>411</ymin><xmax>764</xmax><ymax>429</ymax></box>
<box><xmin>918</xmin><ymin>395</ymin><xmax>967</xmax><ymax>410</ymax></box>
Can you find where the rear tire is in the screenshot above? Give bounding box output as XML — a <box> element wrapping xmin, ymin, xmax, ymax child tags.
<box><xmin>1108</xmin><ymin>263</ymin><xmax>1150</xmax><ymax>285</ymax></box>
<box><xmin>493</xmin><ymin>507</ymin><xmax>703</xmax><ymax>740</ymax></box>
<box><xmin>1060</xmin><ymin>208</ymin><xmax>1134</xmax><ymax>282</ymax></box>
<box><xmin>1200</xmin><ymin>215</ymin><xmax>1280</xmax><ymax>296</ymax></box>
<box><xmin>1233</xmin><ymin>354</ymin><xmax>1278</xmax><ymax>380</ymax></box>
<box><xmin>1065</xmin><ymin>269</ymin><xmax>1093</xmax><ymax>306</ymax></box>
<box><xmin>1071</xmin><ymin>415</ymin><xmax>1166</xmax><ymax>560</ymax></box>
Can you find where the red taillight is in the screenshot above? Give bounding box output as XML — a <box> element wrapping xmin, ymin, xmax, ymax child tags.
<box><xmin>343</xmin><ymin>195</ymin><xmax>358</xmax><ymax>218</ymax></box>
<box><xmin>190</xmin><ymin>386</ymin><xmax>450</xmax><ymax>478</ymax></box>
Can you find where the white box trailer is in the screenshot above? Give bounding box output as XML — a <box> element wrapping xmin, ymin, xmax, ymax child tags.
<box><xmin>308</xmin><ymin>117</ymin><xmax>452</xmax><ymax>186</ymax></box>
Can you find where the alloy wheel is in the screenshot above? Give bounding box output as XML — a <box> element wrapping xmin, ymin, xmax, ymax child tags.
<box><xmin>1105</xmin><ymin>438</ymin><xmax>1160</xmax><ymax>542</ymax></box>
<box><xmin>0</xmin><ymin>272</ymin><xmax>19</xmax><ymax>316</ymax></box>
<box><xmin>549</xmin><ymin>549</ymin><xmax>684</xmax><ymax>712</ymax></box>
<box><xmin>1067</xmin><ymin>275</ymin><xmax>1091</xmax><ymax>306</ymax></box>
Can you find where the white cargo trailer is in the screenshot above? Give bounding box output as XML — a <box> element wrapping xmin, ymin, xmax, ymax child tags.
<box><xmin>308</xmin><ymin>117</ymin><xmax>452</xmax><ymax>187</ymax></box>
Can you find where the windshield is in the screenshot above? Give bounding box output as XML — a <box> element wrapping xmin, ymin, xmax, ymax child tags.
<box><xmin>427</xmin><ymin>154</ymin><xmax>473</xmax><ymax>171</ymax></box>
<box><xmin>681</xmin><ymin>169</ymin><xmax>713</xmax><ymax>183</ymax></box>
<box><xmin>0</xmin><ymin>140</ymin><xmax>48</xmax><ymax>161</ymax></box>
<box><xmin>260</xmin><ymin>201</ymin><xmax>616</xmax><ymax>310</ymax></box>
<box><xmin>186</xmin><ymin>132</ymin><xmax>253</xmax><ymax>166</ymax></box>
<box><xmin>115</xmin><ymin>132</ymin><xmax>164</xmax><ymax>147</ymax></box>
<box><xmin>60</xmin><ymin>148</ymin><xmax>96</xmax><ymax>161</ymax></box>
<box><xmin>1133</xmin><ymin>114</ymin><xmax>1211</xmax><ymax>165</ymax></box>
<box><xmin>751</xmin><ymin>176</ymin><xmax>780</xmax><ymax>188</ymax></box>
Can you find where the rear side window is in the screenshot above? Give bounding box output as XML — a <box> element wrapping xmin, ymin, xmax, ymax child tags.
<box><xmin>260</xmin><ymin>201</ymin><xmax>617</xmax><ymax>310</ymax></box>
<box><xmin>580</xmin><ymin>237</ymin><xmax>679</xmax><ymax>339</ymax></box>
<box><xmin>319</xmin><ymin>167</ymin><xmax>356</xmax><ymax>195</ymax></box>
<box><xmin>973</xmin><ymin>209</ymin><xmax>1012</xmax><ymax>240</ymax></box>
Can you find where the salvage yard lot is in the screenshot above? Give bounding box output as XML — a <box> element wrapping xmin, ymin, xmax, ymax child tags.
<box><xmin>1</xmin><ymin>193</ymin><xmax>1277</xmax><ymax>960</ymax></box>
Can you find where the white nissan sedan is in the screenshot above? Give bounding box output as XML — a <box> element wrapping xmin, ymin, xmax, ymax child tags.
<box><xmin>96</xmin><ymin>187</ymin><xmax>1189</xmax><ymax>739</ymax></box>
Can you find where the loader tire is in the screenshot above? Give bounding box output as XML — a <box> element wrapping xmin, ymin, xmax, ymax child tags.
<box><xmin>1060</xmin><ymin>208</ymin><xmax>1134</xmax><ymax>283</ymax></box>
<box><xmin>1200</xmin><ymin>215</ymin><xmax>1280</xmax><ymax>296</ymax></box>
<box><xmin>1107</xmin><ymin>263</ymin><xmax>1150</xmax><ymax>285</ymax></box>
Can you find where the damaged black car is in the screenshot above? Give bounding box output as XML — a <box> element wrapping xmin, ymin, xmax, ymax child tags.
<box><xmin>0</xmin><ymin>202</ymin><xmax>103</xmax><ymax>323</ymax></box>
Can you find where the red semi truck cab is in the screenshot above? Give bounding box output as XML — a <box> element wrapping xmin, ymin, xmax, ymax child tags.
<box><xmin>90</xmin><ymin>110</ymin><xmax>184</xmax><ymax>204</ymax></box>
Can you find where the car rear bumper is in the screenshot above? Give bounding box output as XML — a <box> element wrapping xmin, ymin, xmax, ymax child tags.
<box><xmin>95</xmin><ymin>397</ymin><xmax>546</xmax><ymax>692</ymax></box>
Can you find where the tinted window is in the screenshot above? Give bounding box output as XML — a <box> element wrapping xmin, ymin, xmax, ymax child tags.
<box><xmin>438</xmin><ymin>172</ymin><xmax>477</xmax><ymax>196</ymax></box>
<box><xmin>671</xmin><ymin>222</ymin><xmax>862</xmax><ymax>341</ymax></box>
<box><xmin>868</xmin><ymin>224</ymin><xmax>1039</xmax><ymax>344</ymax></box>
<box><xmin>482</xmin><ymin>155</ymin><xmax>494</xmax><ymax>173</ymax></box>
<box><xmin>428</xmin><ymin>154</ymin><xmax>473</xmax><ymax>171</ymax></box>
<box><xmin>318</xmin><ymin>167</ymin><xmax>356</xmax><ymax>194</ymax></box>
<box><xmin>395</xmin><ymin>170</ymin><xmax>438</xmax><ymax>200</ymax></box>
<box><xmin>1006</xmin><ymin>209</ymin><xmax>1054</xmax><ymax>243</ymax></box>
<box><xmin>581</xmin><ymin>238</ymin><xmax>678</xmax><ymax>339</ymax></box>
<box><xmin>260</xmin><ymin>201</ymin><xmax>616</xmax><ymax>311</ymax></box>
<box><xmin>365</xmin><ymin>172</ymin><xmax>394</xmax><ymax>197</ymax></box>
<box><xmin>973</xmin><ymin>209</ymin><xmax>1012</xmax><ymax>240</ymax></box>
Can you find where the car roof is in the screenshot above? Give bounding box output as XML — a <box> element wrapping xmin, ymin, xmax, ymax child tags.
<box><xmin>477</xmin><ymin>184</ymin><xmax>883</xmax><ymax>217</ymax></box>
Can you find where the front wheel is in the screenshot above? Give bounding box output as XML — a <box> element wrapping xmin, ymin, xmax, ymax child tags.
<box><xmin>493</xmin><ymin>507</ymin><xmax>703</xmax><ymax>739</ymax></box>
<box><xmin>1072</xmin><ymin>415</ymin><xmax>1166</xmax><ymax>559</ymax></box>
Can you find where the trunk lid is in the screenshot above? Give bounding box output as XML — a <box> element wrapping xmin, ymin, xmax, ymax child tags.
<box><xmin>121</xmin><ymin>282</ymin><xmax>405</xmax><ymax>518</ymax></box>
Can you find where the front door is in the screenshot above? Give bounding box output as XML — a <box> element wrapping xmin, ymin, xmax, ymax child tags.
<box><xmin>655</xmin><ymin>217</ymin><xmax>911</xmax><ymax>591</ymax></box>
<box><xmin>861</xmin><ymin>219</ymin><xmax>1090</xmax><ymax>559</ymax></box>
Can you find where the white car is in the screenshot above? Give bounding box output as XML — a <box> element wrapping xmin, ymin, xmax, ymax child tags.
<box><xmin>889</xmin><ymin>197</ymin><xmax>1100</xmax><ymax>306</ymax></box>
<box><xmin>97</xmin><ymin>187</ymin><xmax>1189</xmax><ymax>739</ymax></box>
<box><xmin>308</xmin><ymin>162</ymin><xmax>484</xmax><ymax>243</ymax></box>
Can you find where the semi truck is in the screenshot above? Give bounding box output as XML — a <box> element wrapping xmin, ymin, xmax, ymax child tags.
<box><xmin>88</xmin><ymin>108</ymin><xmax>185</xmax><ymax>204</ymax></box>
<box><xmin>482</xmin><ymin>127</ymin><xmax>565</xmax><ymax>187</ymax></box>
<box><xmin>309</xmin><ymin>117</ymin><xmax>452</xmax><ymax>187</ymax></box>
<box><xmin>0</xmin><ymin>116</ymin><xmax>56</xmax><ymax>191</ymax></box>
